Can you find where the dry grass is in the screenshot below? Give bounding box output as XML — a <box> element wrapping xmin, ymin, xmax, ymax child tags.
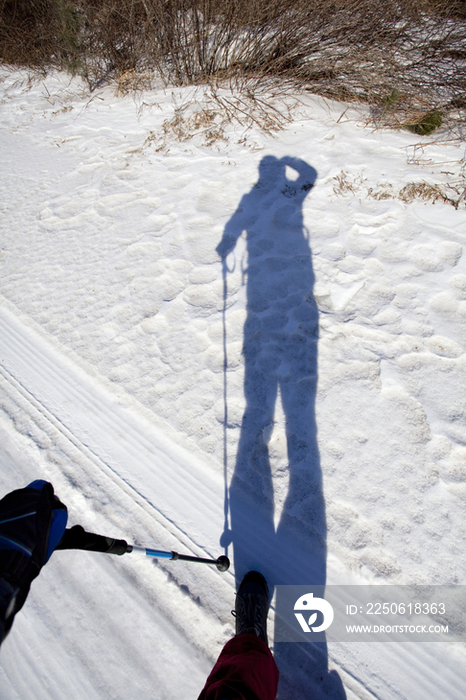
<box><xmin>398</xmin><ymin>181</ymin><xmax>454</xmax><ymax>205</ymax></box>
<box><xmin>132</xmin><ymin>83</ymin><xmax>295</xmax><ymax>152</ymax></box>
<box><xmin>1</xmin><ymin>0</ymin><xmax>465</xmax><ymax>131</ymax></box>
<box><xmin>333</xmin><ymin>169</ymin><xmax>465</xmax><ymax>208</ymax></box>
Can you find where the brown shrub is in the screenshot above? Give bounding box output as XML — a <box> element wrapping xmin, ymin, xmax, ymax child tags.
<box><xmin>0</xmin><ymin>0</ymin><xmax>465</xmax><ymax>128</ymax></box>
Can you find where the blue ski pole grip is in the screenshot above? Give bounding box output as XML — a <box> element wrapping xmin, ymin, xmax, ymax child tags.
<box><xmin>56</xmin><ymin>525</ymin><xmax>130</xmax><ymax>556</ymax></box>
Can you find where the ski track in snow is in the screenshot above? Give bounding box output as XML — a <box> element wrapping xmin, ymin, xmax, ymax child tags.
<box><xmin>1</xmin><ymin>70</ymin><xmax>466</xmax><ymax>698</ymax></box>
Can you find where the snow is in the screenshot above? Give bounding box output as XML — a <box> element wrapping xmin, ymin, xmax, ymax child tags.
<box><xmin>0</xmin><ymin>68</ymin><xmax>466</xmax><ymax>698</ymax></box>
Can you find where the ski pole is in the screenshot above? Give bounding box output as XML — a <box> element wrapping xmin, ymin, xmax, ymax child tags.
<box><xmin>56</xmin><ymin>525</ymin><xmax>230</xmax><ymax>572</ymax></box>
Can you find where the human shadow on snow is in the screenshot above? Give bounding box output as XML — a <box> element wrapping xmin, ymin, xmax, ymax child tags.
<box><xmin>217</xmin><ymin>156</ymin><xmax>346</xmax><ymax>699</ymax></box>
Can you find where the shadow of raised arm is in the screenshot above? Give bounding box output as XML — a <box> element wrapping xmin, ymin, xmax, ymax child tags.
<box><xmin>280</xmin><ymin>156</ymin><xmax>317</xmax><ymax>198</ymax></box>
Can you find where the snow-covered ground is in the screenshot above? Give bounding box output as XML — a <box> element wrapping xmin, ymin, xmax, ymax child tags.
<box><xmin>0</xmin><ymin>69</ymin><xmax>465</xmax><ymax>699</ymax></box>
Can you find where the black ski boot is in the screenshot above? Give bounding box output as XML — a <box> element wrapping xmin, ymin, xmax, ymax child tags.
<box><xmin>234</xmin><ymin>571</ymin><xmax>270</xmax><ymax>645</ymax></box>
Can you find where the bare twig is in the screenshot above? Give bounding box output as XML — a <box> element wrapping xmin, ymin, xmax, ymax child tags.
<box><xmin>0</xmin><ymin>0</ymin><xmax>465</xmax><ymax>130</ymax></box>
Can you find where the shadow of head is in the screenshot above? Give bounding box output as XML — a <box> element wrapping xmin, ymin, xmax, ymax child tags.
<box><xmin>256</xmin><ymin>155</ymin><xmax>317</xmax><ymax>192</ymax></box>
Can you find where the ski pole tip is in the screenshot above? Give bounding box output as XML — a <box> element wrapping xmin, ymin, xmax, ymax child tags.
<box><xmin>216</xmin><ymin>555</ymin><xmax>230</xmax><ymax>572</ymax></box>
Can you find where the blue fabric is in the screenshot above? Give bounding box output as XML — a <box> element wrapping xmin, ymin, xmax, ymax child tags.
<box><xmin>25</xmin><ymin>480</ymin><xmax>68</xmax><ymax>560</ymax></box>
<box><xmin>27</xmin><ymin>480</ymin><xmax>48</xmax><ymax>490</ymax></box>
<box><xmin>46</xmin><ymin>508</ymin><xmax>68</xmax><ymax>561</ymax></box>
<box><xmin>0</xmin><ymin>481</ymin><xmax>68</xmax><ymax>645</ymax></box>
<box><xmin>0</xmin><ymin>480</ymin><xmax>67</xmax><ymax>560</ymax></box>
<box><xmin>27</xmin><ymin>479</ymin><xmax>68</xmax><ymax>563</ymax></box>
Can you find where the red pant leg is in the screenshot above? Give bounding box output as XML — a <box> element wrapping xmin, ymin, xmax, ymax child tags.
<box><xmin>197</xmin><ymin>633</ymin><xmax>279</xmax><ymax>700</ymax></box>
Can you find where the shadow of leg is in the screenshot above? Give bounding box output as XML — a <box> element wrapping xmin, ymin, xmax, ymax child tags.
<box><xmin>228</xmin><ymin>359</ymin><xmax>277</xmax><ymax>585</ymax></box>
